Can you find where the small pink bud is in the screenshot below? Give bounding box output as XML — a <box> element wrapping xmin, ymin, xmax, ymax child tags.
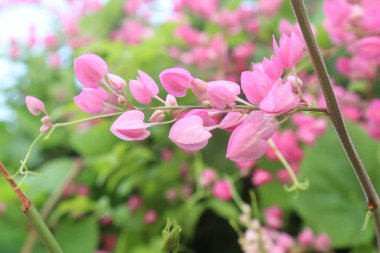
<box><xmin>273</xmin><ymin>33</ymin><xmax>304</xmax><ymax>68</ymax></box>
<box><xmin>219</xmin><ymin>112</ymin><xmax>246</xmax><ymax>132</ymax></box>
<box><xmin>241</xmin><ymin>70</ymin><xmax>274</xmax><ymax>104</ymax></box>
<box><xmin>191</xmin><ymin>78</ymin><xmax>208</xmax><ymax>101</ymax></box>
<box><xmin>129</xmin><ymin>70</ymin><xmax>159</xmax><ymax>104</ymax></box>
<box><xmin>76</xmin><ymin>185</ymin><xmax>89</xmax><ymax>196</ymax></box>
<box><xmin>169</xmin><ymin>115</ymin><xmax>212</xmax><ymax>151</ymax></box>
<box><xmin>161</xmin><ymin>148</ymin><xmax>173</xmax><ymax>161</ymax></box>
<box><xmin>74</xmin><ymin>53</ymin><xmax>108</xmax><ymax>88</ymax></box>
<box><xmin>314</xmin><ymin>234</ymin><xmax>331</xmax><ymax>252</ymax></box>
<box><xmin>110</xmin><ymin>110</ymin><xmax>151</xmax><ymax>141</ymax></box>
<box><xmin>127</xmin><ymin>195</ymin><xmax>143</xmax><ymax>213</ymax></box>
<box><xmin>149</xmin><ymin>110</ymin><xmax>165</xmax><ymax>122</ymax></box>
<box><xmin>297</xmin><ymin>228</ymin><xmax>314</xmax><ymax>246</ymax></box>
<box><xmin>212</xmin><ymin>180</ymin><xmax>232</xmax><ymax>201</ymax></box>
<box><xmin>206</xmin><ymin>80</ymin><xmax>241</xmax><ymax>109</ymax></box>
<box><xmin>107</xmin><ymin>73</ymin><xmax>126</xmax><ymax>92</ymax></box>
<box><xmin>264</xmin><ymin>206</ymin><xmax>283</xmax><ymax>229</ymax></box>
<box><xmin>165</xmin><ymin>94</ymin><xmax>178</xmax><ymax>107</ymax></box>
<box><xmin>259</xmin><ymin>81</ymin><xmax>300</xmax><ymax>115</ymax></box>
<box><xmin>159</xmin><ymin>67</ymin><xmax>193</xmax><ymax>97</ymax></box>
<box><xmin>25</xmin><ymin>96</ymin><xmax>45</xmax><ymax>116</ymax></box>
<box><xmin>144</xmin><ymin>210</ymin><xmax>157</xmax><ymax>224</ymax></box>
<box><xmin>102</xmin><ymin>233</ymin><xmax>117</xmax><ymax>251</ymax></box>
<box><xmin>73</xmin><ymin>88</ymin><xmax>109</xmax><ymax>114</ymax></box>
<box><xmin>165</xmin><ymin>189</ymin><xmax>178</xmax><ymax>202</ymax></box>
<box><xmin>40</xmin><ymin>125</ymin><xmax>51</xmax><ymax>133</ymax></box>
<box><xmin>252</xmin><ymin>169</ymin><xmax>273</xmax><ymax>186</ymax></box>
<box><xmin>200</xmin><ymin>168</ymin><xmax>217</xmax><ymax>187</ymax></box>
<box><xmin>100</xmin><ymin>216</ymin><xmax>113</xmax><ymax>226</ymax></box>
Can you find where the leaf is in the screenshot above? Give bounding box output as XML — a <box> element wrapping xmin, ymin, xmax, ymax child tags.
<box><xmin>293</xmin><ymin>123</ymin><xmax>380</xmax><ymax>247</ymax></box>
<box><xmin>55</xmin><ymin>217</ymin><xmax>99</xmax><ymax>253</ymax></box>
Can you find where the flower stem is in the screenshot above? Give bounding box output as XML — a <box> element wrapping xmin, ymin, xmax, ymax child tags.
<box><xmin>290</xmin><ymin>0</ymin><xmax>380</xmax><ymax>248</ymax></box>
<box><xmin>0</xmin><ymin>164</ymin><xmax>63</xmax><ymax>253</ymax></box>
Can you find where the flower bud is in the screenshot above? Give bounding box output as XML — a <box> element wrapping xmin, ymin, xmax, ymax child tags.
<box><xmin>212</xmin><ymin>180</ymin><xmax>232</xmax><ymax>201</ymax></box>
<box><xmin>159</xmin><ymin>67</ymin><xmax>193</xmax><ymax>97</ymax></box>
<box><xmin>107</xmin><ymin>73</ymin><xmax>126</xmax><ymax>92</ymax></box>
<box><xmin>144</xmin><ymin>210</ymin><xmax>157</xmax><ymax>224</ymax></box>
<box><xmin>74</xmin><ymin>53</ymin><xmax>108</xmax><ymax>88</ymax></box>
<box><xmin>191</xmin><ymin>78</ymin><xmax>208</xmax><ymax>101</ymax></box>
<box><xmin>25</xmin><ymin>96</ymin><xmax>45</xmax><ymax>116</ymax></box>
<box><xmin>149</xmin><ymin>110</ymin><xmax>165</xmax><ymax>123</ymax></box>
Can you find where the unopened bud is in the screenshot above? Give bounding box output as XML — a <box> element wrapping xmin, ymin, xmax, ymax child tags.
<box><xmin>25</xmin><ymin>96</ymin><xmax>45</xmax><ymax>116</ymax></box>
<box><xmin>149</xmin><ymin>110</ymin><xmax>165</xmax><ymax>122</ymax></box>
<box><xmin>287</xmin><ymin>75</ymin><xmax>303</xmax><ymax>87</ymax></box>
<box><xmin>191</xmin><ymin>78</ymin><xmax>208</xmax><ymax>101</ymax></box>
<box><xmin>165</xmin><ymin>94</ymin><xmax>178</xmax><ymax>107</ymax></box>
<box><xmin>107</xmin><ymin>73</ymin><xmax>126</xmax><ymax>92</ymax></box>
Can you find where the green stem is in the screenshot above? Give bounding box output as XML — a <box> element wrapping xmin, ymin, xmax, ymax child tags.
<box><xmin>268</xmin><ymin>139</ymin><xmax>309</xmax><ymax>192</ymax></box>
<box><xmin>25</xmin><ymin>205</ymin><xmax>63</xmax><ymax>253</ymax></box>
<box><xmin>290</xmin><ymin>0</ymin><xmax>380</xmax><ymax>249</ymax></box>
<box><xmin>0</xmin><ymin>164</ymin><xmax>63</xmax><ymax>253</ymax></box>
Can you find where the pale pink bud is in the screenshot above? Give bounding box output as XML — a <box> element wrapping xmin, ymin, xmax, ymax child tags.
<box><xmin>127</xmin><ymin>195</ymin><xmax>143</xmax><ymax>213</ymax></box>
<box><xmin>258</xmin><ymin>0</ymin><xmax>284</xmax><ymax>16</ymax></box>
<box><xmin>40</xmin><ymin>125</ymin><xmax>51</xmax><ymax>133</ymax></box>
<box><xmin>25</xmin><ymin>96</ymin><xmax>45</xmax><ymax>116</ymax></box>
<box><xmin>252</xmin><ymin>169</ymin><xmax>273</xmax><ymax>186</ymax></box>
<box><xmin>260</xmin><ymin>81</ymin><xmax>300</xmax><ymax>115</ymax></box>
<box><xmin>74</xmin><ymin>53</ymin><xmax>108</xmax><ymax>88</ymax></box>
<box><xmin>165</xmin><ymin>94</ymin><xmax>178</xmax><ymax>107</ymax></box>
<box><xmin>273</xmin><ymin>33</ymin><xmax>304</xmax><ymax>68</ymax></box>
<box><xmin>226</xmin><ymin>111</ymin><xmax>277</xmax><ymax>163</ymax></box>
<box><xmin>314</xmin><ymin>234</ymin><xmax>331</xmax><ymax>252</ymax></box>
<box><xmin>107</xmin><ymin>73</ymin><xmax>126</xmax><ymax>92</ymax></box>
<box><xmin>144</xmin><ymin>210</ymin><xmax>157</xmax><ymax>224</ymax></box>
<box><xmin>129</xmin><ymin>70</ymin><xmax>159</xmax><ymax>104</ymax></box>
<box><xmin>169</xmin><ymin>115</ymin><xmax>212</xmax><ymax>151</ymax></box>
<box><xmin>159</xmin><ymin>68</ymin><xmax>193</xmax><ymax>97</ymax></box>
<box><xmin>206</xmin><ymin>80</ymin><xmax>241</xmax><ymax>109</ymax></box>
<box><xmin>110</xmin><ymin>110</ymin><xmax>151</xmax><ymax>141</ymax></box>
<box><xmin>212</xmin><ymin>180</ymin><xmax>232</xmax><ymax>201</ymax></box>
<box><xmin>264</xmin><ymin>206</ymin><xmax>283</xmax><ymax>229</ymax></box>
<box><xmin>200</xmin><ymin>168</ymin><xmax>217</xmax><ymax>187</ymax></box>
<box><xmin>165</xmin><ymin>189</ymin><xmax>178</xmax><ymax>202</ymax></box>
<box><xmin>287</xmin><ymin>75</ymin><xmax>303</xmax><ymax>87</ymax></box>
<box><xmin>76</xmin><ymin>185</ymin><xmax>89</xmax><ymax>196</ymax></box>
<box><xmin>191</xmin><ymin>78</ymin><xmax>208</xmax><ymax>101</ymax></box>
<box><xmin>48</xmin><ymin>53</ymin><xmax>61</xmax><ymax>69</ymax></box>
<box><xmin>73</xmin><ymin>88</ymin><xmax>109</xmax><ymax>114</ymax></box>
<box><xmin>241</xmin><ymin>70</ymin><xmax>274</xmax><ymax>104</ymax></box>
<box><xmin>297</xmin><ymin>228</ymin><xmax>314</xmax><ymax>246</ymax></box>
<box><xmin>149</xmin><ymin>110</ymin><xmax>165</xmax><ymax>122</ymax></box>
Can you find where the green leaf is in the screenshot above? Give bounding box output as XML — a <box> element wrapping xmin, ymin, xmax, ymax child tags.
<box><xmin>293</xmin><ymin>123</ymin><xmax>380</xmax><ymax>247</ymax></box>
<box><xmin>55</xmin><ymin>217</ymin><xmax>99</xmax><ymax>253</ymax></box>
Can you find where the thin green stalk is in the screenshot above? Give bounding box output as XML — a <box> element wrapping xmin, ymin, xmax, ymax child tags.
<box><xmin>290</xmin><ymin>0</ymin><xmax>380</xmax><ymax>249</ymax></box>
<box><xmin>0</xmin><ymin>164</ymin><xmax>63</xmax><ymax>253</ymax></box>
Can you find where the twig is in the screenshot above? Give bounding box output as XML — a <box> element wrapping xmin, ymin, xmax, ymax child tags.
<box><xmin>290</xmin><ymin>0</ymin><xmax>380</xmax><ymax>250</ymax></box>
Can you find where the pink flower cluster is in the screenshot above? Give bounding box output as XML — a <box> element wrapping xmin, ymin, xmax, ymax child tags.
<box><xmin>71</xmin><ymin>34</ymin><xmax>303</xmax><ymax>163</ymax></box>
<box><xmin>324</xmin><ymin>0</ymin><xmax>380</xmax><ymax>80</ymax></box>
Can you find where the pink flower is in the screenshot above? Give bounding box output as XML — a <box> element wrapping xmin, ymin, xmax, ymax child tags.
<box><xmin>129</xmin><ymin>70</ymin><xmax>159</xmax><ymax>104</ymax></box>
<box><xmin>212</xmin><ymin>180</ymin><xmax>232</xmax><ymax>201</ymax></box>
<box><xmin>144</xmin><ymin>210</ymin><xmax>157</xmax><ymax>224</ymax></box>
<box><xmin>349</xmin><ymin>36</ymin><xmax>380</xmax><ymax>60</ymax></box>
<box><xmin>366</xmin><ymin>99</ymin><xmax>380</xmax><ymax>125</ymax></box>
<box><xmin>314</xmin><ymin>234</ymin><xmax>331</xmax><ymax>252</ymax></box>
<box><xmin>266</xmin><ymin>130</ymin><xmax>304</xmax><ymax>164</ymax></box>
<box><xmin>159</xmin><ymin>68</ymin><xmax>193</xmax><ymax>97</ymax></box>
<box><xmin>48</xmin><ymin>53</ymin><xmax>61</xmax><ymax>69</ymax></box>
<box><xmin>25</xmin><ymin>96</ymin><xmax>45</xmax><ymax>116</ymax></box>
<box><xmin>336</xmin><ymin>56</ymin><xmax>377</xmax><ymax>80</ymax></box>
<box><xmin>190</xmin><ymin>78</ymin><xmax>208</xmax><ymax>101</ymax></box>
<box><xmin>264</xmin><ymin>206</ymin><xmax>283</xmax><ymax>229</ymax></box>
<box><xmin>110</xmin><ymin>110</ymin><xmax>151</xmax><ymax>141</ymax></box>
<box><xmin>252</xmin><ymin>169</ymin><xmax>273</xmax><ymax>186</ymax></box>
<box><xmin>241</xmin><ymin>70</ymin><xmax>274</xmax><ymax>104</ymax></box>
<box><xmin>226</xmin><ymin>111</ymin><xmax>277</xmax><ymax>163</ymax></box>
<box><xmin>107</xmin><ymin>73</ymin><xmax>126</xmax><ymax>92</ymax></box>
<box><xmin>260</xmin><ymin>81</ymin><xmax>300</xmax><ymax>115</ymax></box>
<box><xmin>200</xmin><ymin>168</ymin><xmax>217</xmax><ymax>187</ymax></box>
<box><xmin>207</xmin><ymin>80</ymin><xmax>241</xmax><ymax>109</ymax></box>
<box><xmin>127</xmin><ymin>195</ymin><xmax>143</xmax><ymax>213</ymax></box>
<box><xmin>73</xmin><ymin>88</ymin><xmax>108</xmax><ymax>114</ymax></box>
<box><xmin>258</xmin><ymin>0</ymin><xmax>284</xmax><ymax>16</ymax></box>
<box><xmin>219</xmin><ymin>112</ymin><xmax>246</xmax><ymax>131</ymax></box>
<box><xmin>184</xmin><ymin>109</ymin><xmax>221</xmax><ymax>127</ymax></box>
<box><xmin>273</xmin><ymin>33</ymin><xmax>304</xmax><ymax>68</ymax></box>
<box><xmin>169</xmin><ymin>115</ymin><xmax>212</xmax><ymax>151</ymax></box>
<box><xmin>292</xmin><ymin>115</ymin><xmax>327</xmax><ymax>145</ymax></box>
<box><xmin>297</xmin><ymin>228</ymin><xmax>314</xmax><ymax>246</ymax></box>
<box><xmin>74</xmin><ymin>53</ymin><xmax>108</xmax><ymax>88</ymax></box>
<box><xmin>254</xmin><ymin>56</ymin><xmax>283</xmax><ymax>82</ymax></box>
